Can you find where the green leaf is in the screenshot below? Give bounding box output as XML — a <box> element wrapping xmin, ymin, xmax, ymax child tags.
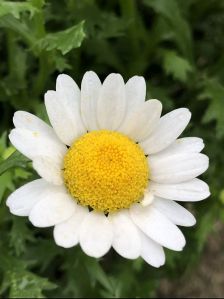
<box><xmin>0</xmin><ymin>15</ymin><xmax>36</xmax><ymax>45</ymax></box>
<box><xmin>84</xmin><ymin>257</ymin><xmax>114</xmax><ymax>296</ymax></box>
<box><xmin>195</xmin><ymin>206</ymin><xmax>217</xmax><ymax>254</ymax></box>
<box><xmin>200</xmin><ymin>78</ymin><xmax>224</xmax><ymax>138</ymax></box>
<box><xmin>97</xmin><ymin>13</ymin><xmax>130</xmax><ymax>39</ymax></box>
<box><xmin>144</xmin><ymin>0</ymin><xmax>193</xmax><ymax>59</ymax></box>
<box><xmin>0</xmin><ymin>1</ymin><xmax>38</xmax><ymax>19</ymax></box>
<box><xmin>162</xmin><ymin>50</ymin><xmax>193</xmax><ymax>82</ymax></box>
<box><xmin>8</xmin><ymin>271</ymin><xmax>56</xmax><ymax>298</ymax></box>
<box><xmin>0</xmin><ymin>150</ymin><xmax>30</xmax><ymax>176</ymax></box>
<box><xmin>9</xmin><ymin>218</ymin><xmax>34</xmax><ymax>256</ymax></box>
<box><xmin>0</xmin><ymin>251</ymin><xmax>57</xmax><ymax>298</ymax></box>
<box><xmin>0</xmin><ymin>132</ymin><xmax>8</xmax><ymax>154</ymax></box>
<box><xmin>38</xmin><ymin>21</ymin><xmax>86</xmax><ymax>55</ymax></box>
<box><xmin>53</xmin><ymin>54</ymin><xmax>71</xmax><ymax>72</ymax></box>
<box><xmin>30</xmin><ymin>0</ymin><xmax>45</xmax><ymax>9</ymax></box>
<box><xmin>0</xmin><ymin>171</ymin><xmax>14</xmax><ymax>204</ymax></box>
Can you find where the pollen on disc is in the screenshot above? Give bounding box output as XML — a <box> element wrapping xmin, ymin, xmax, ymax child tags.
<box><xmin>63</xmin><ymin>130</ymin><xmax>149</xmax><ymax>213</ymax></box>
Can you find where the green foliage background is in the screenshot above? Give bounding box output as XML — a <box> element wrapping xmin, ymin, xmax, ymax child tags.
<box><xmin>0</xmin><ymin>0</ymin><xmax>223</xmax><ymax>297</ymax></box>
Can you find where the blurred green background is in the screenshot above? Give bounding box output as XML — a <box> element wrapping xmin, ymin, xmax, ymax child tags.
<box><xmin>0</xmin><ymin>0</ymin><xmax>224</xmax><ymax>297</ymax></box>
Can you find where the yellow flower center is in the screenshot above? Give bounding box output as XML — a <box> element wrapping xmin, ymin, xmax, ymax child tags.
<box><xmin>63</xmin><ymin>130</ymin><xmax>149</xmax><ymax>213</ymax></box>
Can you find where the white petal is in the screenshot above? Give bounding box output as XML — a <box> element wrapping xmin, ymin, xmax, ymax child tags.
<box><xmin>54</xmin><ymin>205</ymin><xmax>88</xmax><ymax>248</ymax></box>
<box><xmin>125</xmin><ymin>76</ymin><xmax>146</xmax><ymax>113</ymax></box>
<box><xmin>149</xmin><ymin>178</ymin><xmax>210</xmax><ymax>202</ymax></box>
<box><xmin>45</xmin><ymin>74</ymin><xmax>86</xmax><ymax>146</ymax></box>
<box><xmin>153</xmin><ymin>197</ymin><xmax>196</xmax><ymax>227</ymax></box>
<box><xmin>109</xmin><ymin>210</ymin><xmax>141</xmax><ymax>259</ymax></box>
<box><xmin>33</xmin><ymin>156</ymin><xmax>63</xmax><ymax>185</ymax></box>
<box><xmin>79</xmin><ymin>212</ymin><xmax>113</xmax><ymax>258</ymax></box>
<box><xmin>9</xmin><ymin>128</ymin><xmax>66</xmax><ymax>161</ymax></box>
<box><xmin>81</xmin><ymin>71</ymin><xmax>101</xmax><ymax>131</ymax></box>
<box><xmin>97</xmin><ymin>73</ymin><xmax>126</xmax><ymax>130</ymax></box>
<box><xmin>154</xmin><ymin>137</ymin><xmax>204</xmax><ymax>157</ymax></box>
<box><xmin>140</xmin><ymin>108</ymin><xmax>191</xmax><ymax>154</ymax></box>
<box><xmin>29</xmin><ymin>186</ymin><xmax>76</xmax><ymax>227</ymax></box>
<box><xmin>13</xmin><ymin>111</ymin><xmax>59</xmax><ymax>143</ymax></box>
<box><xmin>140</xmin><ymin>231</ymin><xmax>165</xmax><ymax>268</ymax></box>
<box><xmin>130</xmin><ymin>204</ymin><xmax>186</xmax><ymax>251</ymax></box>
<box><xmin>118</xmin><ymin>100</ymin><xmax>162</xmax><ymax>142</ymax></box>
<box><xmin>149</xmin><ymin>153</ymin><xmax>209</xmax><ymax>184</ymax></box>
<box><xmin>6</xmin><ymin>179</ymin><xmax>49</xmax><ymax>216</ymax></box>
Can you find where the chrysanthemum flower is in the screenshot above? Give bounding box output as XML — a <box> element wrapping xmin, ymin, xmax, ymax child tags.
<box><xmin>6</xmin><ymin>72</ymin><xmax>210</xmax><ymax>267</ymax></box>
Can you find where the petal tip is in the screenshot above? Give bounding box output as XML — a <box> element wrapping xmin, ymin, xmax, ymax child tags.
<box><xmin>105</xmin><ymin>73</ymin><xmax>124</xmax><ymax>83</ymax></box>
<box><xmin>84</xmin><ymin>70</ymin><xmax>97</xmax><ymax>77</ymax></box>
<box><xmin>8</xmin><ymin>129</ymin><xmax>16</xmax><ymax>144</ymax></box>
<box><xmin>181</xmin><ymin>108</ymin><xmax>192</xmax><ymax>119</ymax></box>
<box><xmin>56</xmin><ymin>74</ymin><xmax>76</xmax><ymax>90</ymax></box>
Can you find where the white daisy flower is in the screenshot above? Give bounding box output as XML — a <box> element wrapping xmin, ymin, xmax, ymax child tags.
<box><xmin>6</xmin><ymin>72</ymin><xmax>210</xmax><ymax>267</ymax></box>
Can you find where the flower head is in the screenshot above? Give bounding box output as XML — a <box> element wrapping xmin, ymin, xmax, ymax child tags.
<box><xmin>7</xmin><ymin>72</ymin><xmax>209</xmax><ymax>267</ymax></box>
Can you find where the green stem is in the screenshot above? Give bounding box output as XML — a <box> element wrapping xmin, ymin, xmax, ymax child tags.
<box><xmin>119</xmin><ymin>0</ymin><xmax>139</xmax><ymax>52</ymax></box>
<box><xmin>33</xmin><ymin>52</ymin><xmax>50</xmax><ymax>97</ymax></box>
<box><xmin>32</xmin><ymin>4</ymin><xmax>51</xmax><ymax>97</ymax></box>
<box><xmin>6</xmin><ymin>30</ymin><xmax>14</xmax><ymax>76</ymax></box>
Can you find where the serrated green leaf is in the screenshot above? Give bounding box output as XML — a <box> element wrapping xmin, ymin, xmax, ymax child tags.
<box><xmin>53</xmin><ymin>54</ymin><xmax>71</xmax><ymax>72</ymax></box>
<box><xmin>38</xmin><ymin>21</ymin><xmax>86</xmax><ymax>55</ymax></box>
<box><xmin>0</xmin><ymin>251</ymin><xmax>57</xmax><ymax>298</ymax></box>
<box><xmin>162</xmin><ymin>50</ymin><xmax>193</xmax><ymax>82</ymax></box>
<box><xmin>0</xmin><ymin>1</ymin><xmax>38</xmax><ymax>19</ymax></box>
<box><xmin>0</xmin><ymin>150</ymin><xmax>30</xmax><ymax>176</ymax></box>
<box><xmin>8</xmin><ymin>271</ymin><xmax>56</xmax><ymax>298</ymax></box>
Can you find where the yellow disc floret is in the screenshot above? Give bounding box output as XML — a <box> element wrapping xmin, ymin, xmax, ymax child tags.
<box><xmin>63</xmin><ymin>130</ymin><xmax>149</xmax><ymax>213</ymax></box>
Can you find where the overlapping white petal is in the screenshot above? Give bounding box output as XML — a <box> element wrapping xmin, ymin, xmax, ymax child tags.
<box><xmin>149</xmin><ymin>153</ymin><xmax>209</xmax><ymax>184</ymax></box>
<box><xmin>10</xmin><ymin>111</ymin><xmax>66</xmax><ymax>184</ymax></box>
<box><xmin>130</xmin><ymin>204</ymin><xmax>186</xmax><ymax>251</ymax></box>
<box><xmin>153</xmin><ymin>197</ymin><xmax>196</xmax><ymax>227</ymax></box>
<box><xmin>150</xmin><ymin>178</ymin><xmax>210</xmax><ymax>202</ymax></box>
<box><xmin>29</xmin><ymin>186</ymin><xmax>76</xmax><ymax>227</ymax></box>
<box><xmin>118</xmin><ymin>100</ymin><xmax>162</xmax><ymax>141</ymax></box>
<box><xmin>140</xmin><ymin>108</ymin><xmax>191</xmax><ymax>154</ymax></box>
<box><xmin>54</xmin><ymin>205</ymin><xmax>88</xmax><ymax>248</ymax></box>
<box><xmin>6</xmin><ymin>179</ymin><xmax>50</xmax><ymax>216</ymax></box>
<box><xmin>140</xmin><ymin>231</ymin><xmax>165</xmax><ymax>268</ymax></box>
<box><xmin>33</xmin><ymin>156</ymin><xmax>63</xmax><ymax>185</ymax></box>
<box><xmin>97</xmin><ymin>73</ymin><xmax>126</xmax><ymax>130</ymax></box>
<box><xmin>81</xmin><ymin>71</ymin><xmax>101</xmax><ymax>131</ymax></box>
<box><xmin>9</xmin><ymin>128</ymin><xmax>66</xmax><ymax>161</ymax></box>
<box><xmin>109</xmin><ymin>210</ymin><xmax>141</xmax><ymax>259</ymax></box>
<box><xmin>13</xmin><ymin>111</ymin><xmax>60</xmax><ymax>143</ymax></box>
<box><xmin>154</xmin><ymin>137</ymin><xmax>204</xmax><ymax>157</ymax></box>
<box><xmin>79</xmin><ymin>212</ymin><xmax>113</xmax><ymax>258</ymax></box>
<box><xmin>45</xmin><ymin>74</ymin><xmax>86</xmax><ymax>146</ymax></box>
<box><xmin>125</xmin><ymin>76</ymin><xmax>146</xmax><ymax>113</ymax></box>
